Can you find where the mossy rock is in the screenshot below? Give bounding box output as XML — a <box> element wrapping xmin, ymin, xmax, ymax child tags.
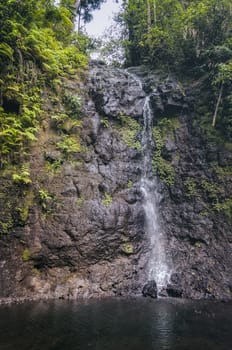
<box><xmin>22</xmin><ymin>248</ymin><xmax>31</xmax><ymax>262</ymax></box>
<box><xmin>121</xmin><ymin>243</ymin><xmax>134</xmax><ymax>255</ymax></box>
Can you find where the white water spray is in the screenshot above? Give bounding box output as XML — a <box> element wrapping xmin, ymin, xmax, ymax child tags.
<box><xmin>128</xmin><ymin>72</ymin><xmax>171</xmax><ymax>292</ymax></box>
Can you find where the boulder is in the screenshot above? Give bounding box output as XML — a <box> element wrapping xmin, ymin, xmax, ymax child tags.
<box><xmin>142</xmin><ymin>280</ymin><xmax>158</xmax><ymax>298</ymax></box>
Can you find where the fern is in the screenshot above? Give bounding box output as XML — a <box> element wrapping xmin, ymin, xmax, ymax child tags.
<box><xmin>0</xmin><ymin>43</ymin><xmax>14</xmax><ymax>61</ymax></box>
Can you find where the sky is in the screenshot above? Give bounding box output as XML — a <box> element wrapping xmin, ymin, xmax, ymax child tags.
<box><xmin>85</xmin><ymin>0</ymin><xmax>122</xmax><ymax>37</ymax></box>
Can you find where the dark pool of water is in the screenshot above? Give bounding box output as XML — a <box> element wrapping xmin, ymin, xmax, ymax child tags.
<box><xmin>0</xmin><ymin>297</ymin><xmax>231</xmax><ymax>350</ymax></box>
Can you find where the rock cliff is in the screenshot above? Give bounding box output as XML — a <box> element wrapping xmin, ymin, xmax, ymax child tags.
<box><xmin>0</xmin><ymin>62</ymin><xmax>232</xmax><ymax>302</ymax></box>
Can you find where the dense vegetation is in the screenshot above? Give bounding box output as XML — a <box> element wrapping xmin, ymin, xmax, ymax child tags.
<box><xmin>121</xmin><ymin>0</ymin><xmax>232</xmax><ymax>139</ymax></box>
<box><xmin>1</xmin><ymin>0</ymin><xmax>231</xmax><ymax>164</ymax></box>
<box><xmin>0</xmin><ymin>0</ymin><xmax>105</xmax><ymax>167</ymax></box>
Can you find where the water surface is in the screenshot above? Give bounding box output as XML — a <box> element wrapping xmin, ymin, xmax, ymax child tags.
<box><xmin>0</xmin><ymin>298</ymin><xmax>231</xmax><ymax>350</ymax></box>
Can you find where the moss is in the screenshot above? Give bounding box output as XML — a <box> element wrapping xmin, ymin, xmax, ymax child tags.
<box><xmin>119</xmin><ymin>115</ymin><xmax>142</xmax><ymax>151</ymax></box>
<box><xmin>214</xmin><ymin>165</ymin><xmax>232</xmax><ymax>177</ymax></box>
<box><xmin>0</xmin><ymin>167</ymin><xmax>30</xmax><ymax>233</ymax></box>
<box><xmin>195</xmin><ymin>241</ymin><xmax>203</xmax><ymax>248</ymax></box>
<box><xmin>224</xmin><ymin>143</ymin><xmax>232</xmax><ymax>152</ymax></box>
<box><xmin>57</xmin><ymin>135</ymin><xmax>82</xmax><ymax>158</ymax></box>
<box><xmin>183</xmin><ymin>176</ymin><xmax>232</xmax><ymax>219</ymax></box>
<box><xmin>127</xmin><ymin>180</ymin><xmax>133</xmax><ymax>188</ymax></box>
<box><xmin>76</xmin><ymin>196</ymin><xmax>85</xmax><ymax>207</ymax></box>
<box><xmin>0</xmin><ymin>219</ymin><xmax>13</xmax><ymax>235</ymax></box>
<box><xmin>152</xmin><ymin>154</ymin><xmax>175</xmax><ymax>185</ymax></box>
<box><xmin>214</xmin><ymin>197</ymin><xmax>232</xmax><ymax>219</ymax></box>
<box><xmin>156</xmin><ymin>117</ymin><xmax>180</xmax><ymax>139</ymax></box>
<box><xmin>184</xmin><ymin>178</ymin><xmax>198</xmax><ymax>198</ymax></box>
<box><xmin>199</xmin><ymin>210</ymin><xmax>210</xmax><ymax>217</ymax></box>
<box><xmin>200</xmin><ymin>179</ymin><xmax>219</xmax><ymax>203</ymax></box>
<box><xmin>152</xmin><ymin>127</ymin><xmax>175</xmax><ymax>186</ymax></box>
<box><xmin>121</xmin><ymin>243</ymin><xmax>134</xmax><ymax>254</ymax></box>
<box><xmin>184</xmin><ymin>177</ymin><xmax>220</xmax><ymax>206</ymax></box>
<box><xmin>22</xmin><ymin>248</ymin><xmax>31</xmax><ymax>262</ymax></box>
<box><xmin>103</xmin><ymin>193</ymin><xmax>112</xmax><ymax>207</ymax></box>
<box><xmin>152</xmin><ymin>118</ymin><xmax>180</xmax><ymax>186</ymax></box>
<box><xmin>16</xmin><ymin>189</ymin><xmax>34</xmax><ymax>224</ymax></box>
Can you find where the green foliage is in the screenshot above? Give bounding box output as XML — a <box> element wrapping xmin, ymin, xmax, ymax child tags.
<box><xmin>57</xmin><ymin>135</ymin><xmax>82</xmax><ymax>157</ymax></box>
<box><xmin>45</xmin><ymin>159</ymin><xmax>63</xmax><ymax>174</ymax></box>
<box><xmin>51</xmin><ymin>113</ymin><xmax>82</xmax><ymax>133</ymax></box>
<box><xmin>214</xmin><ymin>165</ymin><xmax>232</xmax><ymax>177</ymax></box>
<box><xmin>156</xmin><ymin>118</ymin><xmax>180</xmax><ymax>139</ymax></box>
<box><xmin>123</xmin><ymin>0</ymin><xmax>232</xmax><ymax>140</ymax></box>
<box><xmin>195</xmin><ymin>241</ymin><xmax>203</xmax><ymax>248</ymax></box>
<box><xmin>101</xmin><ymin>118</ymin><xmax>110</xmax><ymax>128</ymax></box>
<box><xmin>0</xmin><ymin>0</ymin><xmax>88</xmax><ymax>167</ymax></box>
<box><xmin>214</xmin><ymin>197</ymin><xmax>232</xmax><ymax>219</ymax></box>
<box><xmin>123</xmin><ymin>0</ymin><xmax>232</xmax><ymax>71</ymax></box>
<box><xmin>76</xmin><ymin>195</ymin><xmax>85</xmax><ymax>207</ymax></box>
<box><xmin>16</xmin><ymin>189</ymin><xmax>34</xmax><ymax>224</ymax></box>
<box><xmin>182</xmin><ymin>176</ymin><xmax>232</xmax><ymax>218</ymax></box>
<box><xmin>119</xmin><ymin>115</ymin><xmax>142</xmax><ymax>150</ymax></box>
<box><xmin>38</xmin><ymin>189</ymin><xmax>52</xmax><ymax>202</ymax></box>
<box><xmin>103</xmin><ymin>193</ymin><xmax>112</xmax><ymax>207</ymax></box>
<box><xmin>76</xmin><ymin>0</ymin><xmax>105</xmax><ymax>28</ymax></box>
<box><xmin>0</xmin><ymin>219</ymin><xmax>13</xmax><ymax>235</ymax></box>
<box><xmin>12</xmin><ymin>164</ymin><xmax>31</xmax><ymax>185</ymax></box>
<box><xmin>121</xmin><ymin>242</ymin><xmax>134</xmax><ymax>255</ymax></box>
<box><xmin>152</xmin><ymin>118</ymin><xmax>180</xmax><ymax>186</ymax></box>
<box><xmin>0</xmin><ymin>43</ymin><xmax>14</xmax><ymax>61</ymax></box>
<box><xmin>184</xmin><ymin>176</ymin><xmax>220</xmax><ymax>202</ymax></box>
<box><xmin>62</xmin><ymin>93</ymin><xmax>82</xmax><ymax>118</ymax></box>
<box><xmin>17</xmin><ymin>206</ymin><xmax>29</xmax><ymax>224</ymax></box>
<box><xmin>184</xmin><ymin>178</ymin><xmax>197</xmax><ymax>198</ymax></box>
<box><xmin>152</xmin><ymin>150</ymin><xmax>175</xmax><ymax>186</ymax></box>
<box><xmin>127</xmin><ymin>180</ymin><xmax>133</xmax><ymax>188</ymax></box>
<box><xmin>0</xmin><ymin>91</ymin><xmax>39</xmax><ymax>166</ymax></box>
<box><xmin>22</xmin><ymin>248</ymin><xmax>31</xmax><ymax>262</ymax></box>
<box><xmin>200</xmin><ymin>179</ymin><xmax>219</xmax><ymax>203</ymax></box>
<box><xmin>38</xmin><ymin>189</ymin><xmax>53</xmax><ymax>211</ymax></box>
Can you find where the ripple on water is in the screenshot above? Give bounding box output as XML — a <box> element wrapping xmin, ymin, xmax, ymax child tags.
<box><xmin>0</xmin><ymin>298</ymin><xmax>231</xmax><ymax>350</ymax></box>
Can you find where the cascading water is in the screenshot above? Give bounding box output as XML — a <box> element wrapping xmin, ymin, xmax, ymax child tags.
<box><xmin>141</xmin><ymin>97</ymin><xmax>170</xmax><ymax>292</ymax></box>
<box><xmin>128</xmin><ymin>71</ymin><xmax>171</xmax><ymax>293</ymax></box>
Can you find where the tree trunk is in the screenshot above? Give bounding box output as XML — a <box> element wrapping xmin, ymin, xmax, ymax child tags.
<box><xmin>76</xmin><ymin>0</ymin><xmax>82</xmax><ymax>32</ymax></box>
<box><xmin>153</xmin><ymin>0</ymin><xmax>157</xmax><ymax>25</ymax></box>
<box><xmin>212</xmin><ymin>84</ymin><xmax>223</xmax><ymax>128</ymax></box>
<box><xmin>147</xmin><ymin>0</ymin><xmax>151</xmax><ymax>30</ymax></box>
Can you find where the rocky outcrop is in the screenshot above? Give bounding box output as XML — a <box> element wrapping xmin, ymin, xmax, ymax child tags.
<box><xmin>0</xmin><ymin>61</ymin><xmax>232</xmax><ymax>302</ymax></box>
<box><xmin>142</xmin><ymin>280</ymin><xmax>158</xmax><ymax>298</ymax></box>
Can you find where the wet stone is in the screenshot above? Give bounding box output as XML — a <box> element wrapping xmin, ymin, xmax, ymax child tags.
<box><xmin>142</xmin><ymin>280</ymin><xmax>158</xmax><ymax>299</ymax></box>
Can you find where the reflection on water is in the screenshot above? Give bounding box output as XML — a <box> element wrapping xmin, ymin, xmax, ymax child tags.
<box><xmin>0</xmin><ymin>298</ymin><xmax>231</xmax><ymax>350</ymax></box>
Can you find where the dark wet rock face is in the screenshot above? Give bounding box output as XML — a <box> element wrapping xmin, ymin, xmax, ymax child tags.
<box><xmin>142</xmin><ymin>280</ymin><xmax>158</xmax><ymax>299</ymax></box>
<box><xmin>88</xmin><ymin>63</ymin><xmax>146</xmax><ymax>119</ymax></box>
<box><xmin>0</xmin><ymin>62</ymin><xmax>232</xmax><ymax>302</ymax></box>
<box><xmin>166</xmin><ymin>285</ymin><xmax>183</xmax><ymax>298</ymax></box>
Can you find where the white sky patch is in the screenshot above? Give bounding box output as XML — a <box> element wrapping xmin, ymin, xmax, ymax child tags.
<box><xmin>85</xmin><ymin>0</ymin><xmax>122</xmax><ymax>37</ymax></box>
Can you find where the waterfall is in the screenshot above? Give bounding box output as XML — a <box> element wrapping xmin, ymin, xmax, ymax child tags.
<box><xmin>128</xmin><ymin>72</ymin><xmax>171</xmax><ymax>293</ymax></box>
<box><xmin>141</xmin><ymin>97</ymin><xmax>170</xmax><ymax>292</ymax></box>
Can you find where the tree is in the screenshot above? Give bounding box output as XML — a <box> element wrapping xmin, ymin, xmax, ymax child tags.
<box><xmin>122</xmin><ymin>0</ymin><xmax>232</xmax><ymax>69</ymax></box>
<box><xmin>76</xmin><ymin>0</ymin><xmax>106</xmax><ymax>31</ymax></box>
